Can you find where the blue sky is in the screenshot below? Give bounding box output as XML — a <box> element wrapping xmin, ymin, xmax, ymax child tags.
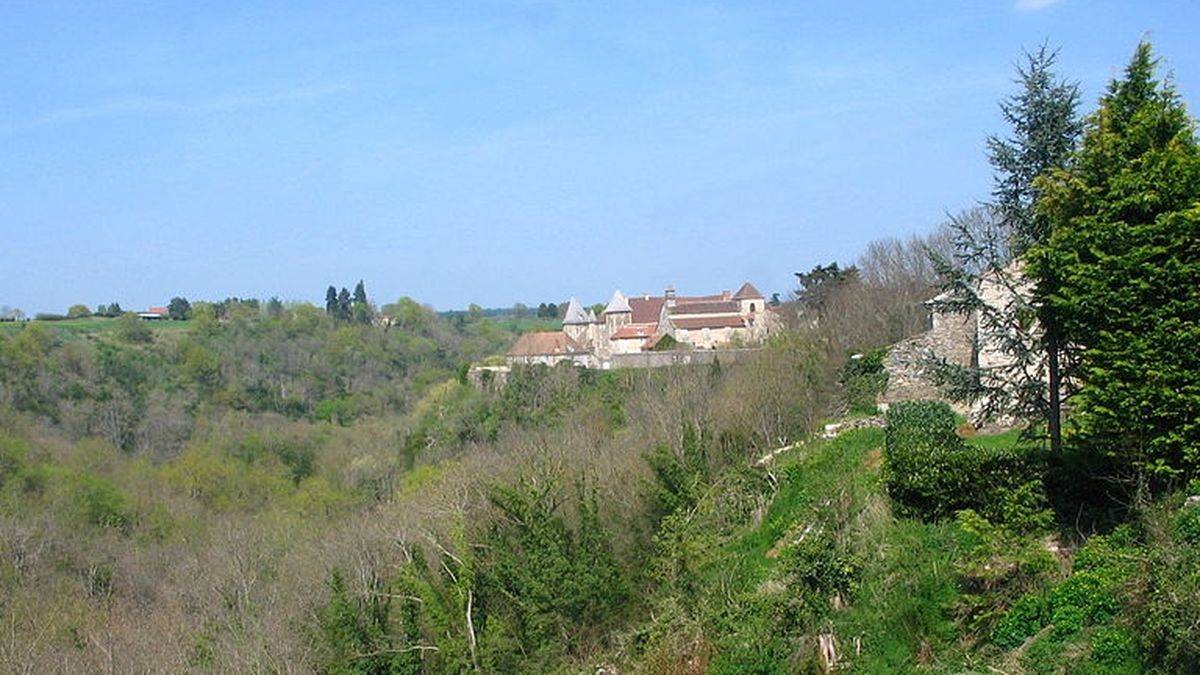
<box><xmin>2</xmin><ymin>1</ymin><xmax>1198</xmax><ymax>313</ymax></box>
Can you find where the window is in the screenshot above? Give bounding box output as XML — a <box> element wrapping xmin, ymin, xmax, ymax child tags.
<box><xmin>750</xmin><ymin>303</ymin><xmax>757</xmax><ymax>312</ymax></box>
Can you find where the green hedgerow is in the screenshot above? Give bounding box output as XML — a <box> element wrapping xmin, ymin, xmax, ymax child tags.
<box><xmin>883</xmin><ymin>401</ymin><xmax>1048</xmax><ymax>527</ymax></box>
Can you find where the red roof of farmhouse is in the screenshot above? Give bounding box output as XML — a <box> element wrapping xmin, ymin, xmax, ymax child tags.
<box><xmin>612</xmin><ymin>324</ymin><xmax>657</xmax><ymax>340</ymax></box>
<box><xmin>671</xmin><ymin>315</ymin><xmax>748</xmax><ymax>330</ymax></box>
<box><xmin>675</xmin><ymin>292</ymin><xmax>731</xmax><ymax>304</ymax></box>
<box><xmin>507</xmin><ymin>331</ymin><xmax>585</xmax><ymax>356</ymax></box>
<box><xmin>628</xmin><ymin>296</ymin><xmax>665</xmax><ymax>324</ymax></box>
<box><xmin>669</xmin><ymin>300</ymin><xmax>741</xmax><ymax>315</ymax></box>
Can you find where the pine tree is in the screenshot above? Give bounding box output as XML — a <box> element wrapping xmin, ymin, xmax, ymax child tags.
<box><xmin>325</xmin><ymin>286</ymin><xmax>338</xmax><ymax>317</ymax></box>
<box><xmin>929</xmin><ymin>45</ymin><xmax>1081</xmax><ymax>452</ymax></box>
<box><xmin>351</xmin><ymin>280</ymin><xmax>372</xmax><ymax>323</ymax></box>
<box><xmin>337</xmin><ymin>287</ymin><xmax>352</xmax><ymax>321</ymax></box>
<box><xmin>1030</xmin><ymin>42</ymin><xmax>1200</xmax><ymax>486</ymax></box>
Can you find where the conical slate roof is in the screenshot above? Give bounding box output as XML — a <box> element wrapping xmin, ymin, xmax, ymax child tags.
<box><xmin>585</xmin><ymin>309</ymin><xmax>598</xmax><ymax>323</ymax></box>
<box><xmin>604</xmin><ymin>290</ymin><xmax>631</xmax><ymax>314</ymax></box>
<box><xmin>733</xmin><ymin>281</ymin><xmax>764</xmax><ymax>300</ymax></box>
<box><xmin>562</xmin><ymin>297</ymin><xmax>588</xmax><ymax>325</ymax></box>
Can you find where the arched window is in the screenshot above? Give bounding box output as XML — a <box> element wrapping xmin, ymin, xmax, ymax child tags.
<box><xmin>750</xmin><ymin>303</ymin><xmax>757</xmax><ymax>312</ymax></box>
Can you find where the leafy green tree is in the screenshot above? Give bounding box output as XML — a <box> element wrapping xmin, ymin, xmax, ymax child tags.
<box><xmin>66</xmin><ymin>304</ymin><xmax>91</xmax><ymax>319</ymax></box>
<box><xmin>116</xmin><ymin>313</ymin><xmax>153</xmax><ymax>344</ymax></box>
<box><xmin>1030</xmin><ymin>42</ymin><xmax>1200</xmax><ymax>486</ymax></box>
<box><xmin>929</xmin><ymin>45</ymin><xmax>1081</xmax><ymax>452</ymax></box>
<box><xmin>167</xmin><ymin>296</ymin><xmax>191</xmax><ymax>321</ymax></box>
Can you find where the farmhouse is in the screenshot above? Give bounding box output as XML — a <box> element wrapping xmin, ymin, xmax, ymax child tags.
<box><xmin>507</xmin><ymin>282</ymin><xmax>778</xmax><ymax>368</ymax></box>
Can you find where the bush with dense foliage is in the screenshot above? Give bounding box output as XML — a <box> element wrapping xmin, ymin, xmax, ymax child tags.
<box><xmin>883</xmin><ymin>401</ymin><xmax>1047</xmax><ymax>526</ymax></box>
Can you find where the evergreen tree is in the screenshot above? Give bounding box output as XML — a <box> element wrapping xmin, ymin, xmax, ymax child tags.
<box><xmin>325</xmin><ymin>286</ymin><xmax>338</xmax><ymax>317</ymax></box>
<box><xmin>929</xmin><ymin>45</ymin><xmax>1081</xmax><ymax>452</ymax></box>
<box><xmin>266</xmin><ymin>296</ymin><xmax>284</xmax><ymax>319</ymax></box>
<box><xmin>1030</xmin><ymin>42</ymin><xmax>1200</xmax><ymax>486</ymax></box>
<box><xmin>794</xmin><ymin>262</ymin><xmax>858</xmax><ymax>316</ymax></box>
<box><xmin>337</xmin><ymin>287</ymin><xmax>352</xmax><ymax>321</ymax></box>
<box><xmin>351</xmin><ymin>280</ymin><xmax>372</xmax><ymax>323</ymax></box>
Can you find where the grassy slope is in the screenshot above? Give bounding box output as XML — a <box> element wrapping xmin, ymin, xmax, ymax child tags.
<box><xmin>757</xmin><ymin>429</ymin><xmax>967</xmax><ymax>672</ymax></box>
<box><xmin>0</xmin><ymin>317</ymin><xmax>190</xmax><ymax>338</ymax></box>
<box><xmin>637</xmin><ymin>421</ymin><xmax>1165</xmax><ymax>674</ymax></box>
<box><xmin>633</xmin><ymin>426</ymin><xmax>1084</xmax><ymax>673</ymax></box>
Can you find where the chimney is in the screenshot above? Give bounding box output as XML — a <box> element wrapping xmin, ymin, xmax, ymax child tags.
<box><xmin>665</xmin><ymin>285</ymin><xmax>676</xmax><ymax>308</ymax></box>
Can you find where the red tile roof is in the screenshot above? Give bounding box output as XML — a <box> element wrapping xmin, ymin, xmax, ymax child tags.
<box><xmin>671</xmin><ymin>315</ymin><xmax>748</xmax><ymax>330</ymax></box>
<box><xmin>628</xmin><ymin>296</ymin><xmax>665</xmax><ymax>324</ymax></box>
<box><xmin>612</xmin><ymin>324</ymin><xmax>657</xmax><ymax>340</ymax></box>
<box><xmin>675</xmin><ymin>292</ymin><xmax>730</xmax><ymax>304</ymax></box>
<box><xmin>669</xmin><ymin>300</ymin><xmax>741</xmax><ymax>315</ymax></box>
<box><xmin>507</xmin><ymin>331</ymin><xmax>585</xmax><ymax>356</ymax></box>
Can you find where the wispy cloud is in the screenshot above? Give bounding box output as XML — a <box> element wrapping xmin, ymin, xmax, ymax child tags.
<box><xmin>1015</xmin><ymin>0</ymin><xmax>1064</xmax><ymax>11</ymax></box>
<box><xmin>5</xmin><ymin>83</ymin><xmax>346</xmax><ymax>135</ymax></box>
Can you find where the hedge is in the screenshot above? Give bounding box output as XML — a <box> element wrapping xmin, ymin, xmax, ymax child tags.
<box><xmin>883</xmin><ymin>400</ymin><xmax>1045</xmax><ymax>524</ymax></box>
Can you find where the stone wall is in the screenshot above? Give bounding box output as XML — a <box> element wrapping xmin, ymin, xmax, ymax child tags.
<box><xmin>879</xmin><ymin>310</ymin><xmax>975</xmax><ymax>415</ymax></box>
<box><xmin>598</xmin><ymin>347</ymin><xmax>760</xmax><ymax>370</ymax></box>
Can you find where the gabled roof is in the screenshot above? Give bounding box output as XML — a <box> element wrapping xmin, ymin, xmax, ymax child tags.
<box><xmin>733</xmin><ymin>282</ymin><xmax>764</xmax><ymax>300</ymax></box>
<box><xmin>670</xmin><ymin>315</ymin><xmax>748</xmax><ymax>330</ymax></box>
<box><xmin>585</xmin><ymin>309</ymin><xmax>598</xmax><ymax>323</ymax></box>
<box><xmin>604</xmin><ymin>290</ymin><xmax>631</xmax><ymax>314</ymax></box>
<box><xmin>628</xmin><ymin>296</ymin><xmax>665</xmax><ymax>324</ymax></box>
<box><xmin>675</xmin><ymin>292</ymin><xmax>730</xmax><ymax>304</ymax></box>
<box><xmin>507</xmin><ymin>331</ymin><xmax>585</xmax><ymax>357</ymax></box>
<box><xmin>611</xmin><ymin>324</ymin><xmax>656</xmax><ymax>340</ymax></box>
<box><xmin>562</xmin><ymin>297</ymin><xmax>588</xmax><ymax>325</ymax></box>
<box><xmin>668</xmin><ymin>300</ymin><xmax>741</xmax><ymax>315</ymax></box>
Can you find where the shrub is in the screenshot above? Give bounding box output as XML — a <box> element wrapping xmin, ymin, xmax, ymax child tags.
<box><xmin>116</xmin><ymin>313</ymin><xmax>153</xmax><ymax>343</ymax></box>
<box><xmin>72</xmin><ymin>473</ymin><xmax>133</xmax><ymax>529</ymax></box>
<box><xmin>992</xmin><ymin>593</ymin><xmax>1049</xmax><ymax>649</ymax></box>
<box><xmin>1174</xmin><ymin>504</ymin><xmax>1200</xmax><ymax>544</ymax></box>
<box><xmin>841</xmin><ymin>348</ymin><xmax>888</xmax><ymax>414</ymax></box>
<box><xmin>883</xmin><ymin>401</ymin><xmax>1047</xmax><ymax>526</ymax></box>
<box><xmin>1138</xmin><ymin>527</ymin><xmax>1200</xmax><ymax>671</ymax></box>
<box><xmin>1090</xmin><ymin>626</ymin><xmax>1136</xmax><ymax>667</ymax></box>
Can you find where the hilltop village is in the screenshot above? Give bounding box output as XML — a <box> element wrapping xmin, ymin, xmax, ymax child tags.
<box><xmin>506</xmin><ymin>282</ymin><xmax>780</xmax><ymax>368</ymax></box>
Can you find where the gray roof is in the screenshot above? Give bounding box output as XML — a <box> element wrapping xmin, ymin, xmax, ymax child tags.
<box><xmin>603</xmin><ymin>290</ymin><xmax>631</xmax><ymax>314</ymax></box>
<box><xmin>562</xmin><ymin>297</ymin><xmax>589</xmax><ymax>325</ymax></box>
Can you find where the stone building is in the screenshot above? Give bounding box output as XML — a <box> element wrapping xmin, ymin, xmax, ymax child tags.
<box><xmin>879</xmin><ymin>262</ymin><xmax>1039</xmax><ymax>426</ymax></box>
<box><xmin>508</xmin><ymin>282</ymin><xmax>778</xmax><ymax>368</ymax></box>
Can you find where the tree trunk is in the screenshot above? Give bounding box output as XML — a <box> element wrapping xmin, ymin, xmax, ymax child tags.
<box><xmin>1046</xmin><ymin>327</ymin><xmax>1062</xmax><ymax>454</ymax></box>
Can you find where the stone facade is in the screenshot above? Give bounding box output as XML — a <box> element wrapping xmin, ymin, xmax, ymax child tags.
<box><xmin>507</xmin><ymin>282</ymin><xmax>779</xmax><ymax>368</ymax></box>
<box><xmin>879</xmin><ymin>262</ymin><xmax>1038</xmax><ymax>427</ymax></box>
